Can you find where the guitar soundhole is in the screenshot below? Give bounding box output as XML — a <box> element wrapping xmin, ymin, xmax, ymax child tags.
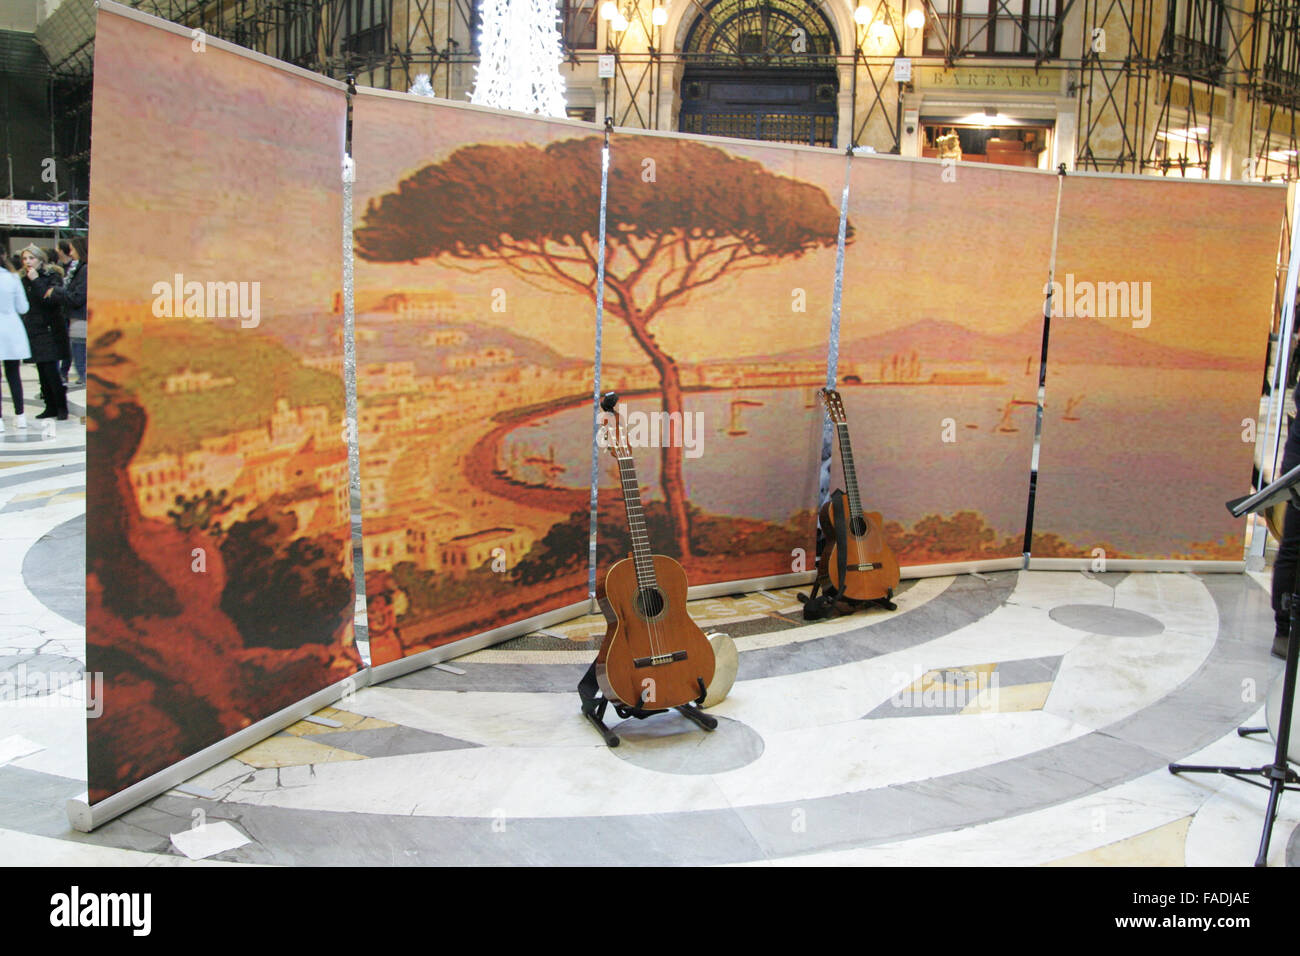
<box><xmin>635</xmin><ymin>587</ymin><xmax>666</xmax><ymax>620</ymax></box>
<box><xmin>850</xmin><ymin>515</ymin><xmax>869</xmax><ymax>536</ymax></box>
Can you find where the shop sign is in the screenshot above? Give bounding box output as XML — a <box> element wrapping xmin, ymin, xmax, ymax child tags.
<box><xmin>917</xmin><ymin>67</ymin><xmax>1056</xmax><ymax>92</ymax></box>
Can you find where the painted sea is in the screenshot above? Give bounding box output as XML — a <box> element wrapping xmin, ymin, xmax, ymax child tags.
<box><xmin>500</xmin><ymin>364</ymin><xmax>1257</xmax><ymax>559</ymax></box>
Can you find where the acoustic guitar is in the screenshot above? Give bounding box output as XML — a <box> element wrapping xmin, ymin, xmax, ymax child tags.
<box><xmin>818</xmin><ymin>387</ymin><xmax>901</xmax><ymax>603</ymax></box>
<box><xmin>595</xmin><ymin>393</ymin><xmax>715</xmax><ymax>710</ymax></box>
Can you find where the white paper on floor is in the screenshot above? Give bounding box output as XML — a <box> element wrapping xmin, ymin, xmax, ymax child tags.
<box><xmin>169</xmin><ymin>821</ymin><xmax>250</xmax><ymax>860</ymax></box>
<box><xmin>0</xmin><ymin>735</ymin><xmax>44</xmax><ymax>766</ymax></box>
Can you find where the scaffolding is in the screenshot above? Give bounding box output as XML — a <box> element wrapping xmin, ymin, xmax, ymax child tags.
<box><xmin>1073</xmin><ymin>0</ymin><xmax>1300</xmax><ymax>179</ymax></box>
<box><xmin>17</xmin><ymin>0</ymin><xmax>1300</xmax><ymax>180</ymax></box>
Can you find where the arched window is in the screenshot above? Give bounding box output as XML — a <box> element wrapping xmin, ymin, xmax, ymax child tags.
<box><xmin>680</xmin><ymin>0</ymin><xmax>840</xmax><ymax>147</ymax></box>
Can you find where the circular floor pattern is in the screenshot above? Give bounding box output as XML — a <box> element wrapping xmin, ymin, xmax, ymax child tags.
<box><xmin>9</xmin><ymin>569</ymin><xmax>1287</xmax><ymax>866</ymax></box>
<box><xmin>1048</xmin><ymin>603</ymin><xmax>1165</xmax><ymax>637</ymax></box>
<box><xmin>22</xmin><ymin>512</ymin><xmax>85</xmax><ymax>627</ymax></box>
<box><xmin>609</xmin><ymin>713</ymin><xmax>764</xmax><ymax>775</ymax></box>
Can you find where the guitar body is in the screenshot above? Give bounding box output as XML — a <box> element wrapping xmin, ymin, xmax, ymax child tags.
<box><xmin>818</xmin><ymin>501</ymin><xmax>900</xmax><ymax>602</ymax></box>
<box><xmin>597</xmin><ymin>554</ymin><xmax>716</xmax><ymax>710</ymax></box>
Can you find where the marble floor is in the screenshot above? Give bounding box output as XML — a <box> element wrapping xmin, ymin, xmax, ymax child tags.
<box><xmin>1</xmin><ymin>366</ymin><xmax>1297</xmax><ymax>866</ymax></box>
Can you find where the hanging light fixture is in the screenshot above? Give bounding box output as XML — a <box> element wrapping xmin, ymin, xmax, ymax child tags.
<box><xmin>612</xmin><ymin>10</ymin><xmax>630</xmax><ymax>32</ymax></box>
<box><xmin>600</xmin><ymin>1</ymin><xmax>618</xmax><ymax>20</ymax></box>
<box><xmin>853</xmin><ymin>5</ymin><xmax>872</xmax><ymax>25</ymax></box>
<box><xmin>905</xmin><ymin>6</ymin><xmax>925</xmax><ymax>30</ymax></box>
<box><xmin>652</xmin><ymin>4</ymin><xmax>668</xmax><ymax>25</ymax></box>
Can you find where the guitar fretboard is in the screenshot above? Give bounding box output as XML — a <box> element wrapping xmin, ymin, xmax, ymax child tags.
<box><xmin>834</xmin><ymin>422</ymin><xmax>864</xmax><ymax>521</ymax></box>
<box><xmin>615</xmin><ymin>453</ymin><xmax>659</xmax><ymax>591</ymax></box>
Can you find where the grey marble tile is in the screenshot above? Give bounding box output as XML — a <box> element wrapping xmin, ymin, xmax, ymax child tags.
<box><xmin>318</xmin><ymin>725</ymin><xmax>481</xmax><ymax>758</ymax></box>
<box><xmin>1049</xmin><ymin>604</ymin><xmax>1164</xmax><ymax>636</ymax></box>
<box><xmin>996</xmin><ymin>655</ymin><xmax>1063</xmax><ymax>685</ymax></box>
<box><xmin>0</xmin><ymin>765</ymin><xmax>85</xmax><ymax>836</ymax></box>
<box><xmin>21</xmin><ymin>514</ymin><xmax>84</xmax><ymax>626</ymax></box>
<box><xmin>0</xmin><ymin>445</ymin><xmax>84</xmax><ymax>455</ymax></box>
<box><xmin>147</xmin><ymin>799</ymin><xmax>767</xmax><ymax>866</ymax></box>
<box><xmin>380</xmin><ymin>661</ymin><xmax>589</xmax><ymax>694</ymax></box>
<box><xmin>0</xmin><ymin>463</ymin><xmax>83</xmax><ymax>489</ymax></box>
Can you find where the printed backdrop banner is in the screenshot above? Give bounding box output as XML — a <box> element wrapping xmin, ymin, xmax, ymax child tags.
<box><xmin>86</xmin><ymin>7</ymin><xmax>356</xmax><ymax>804</ymax></box>
<box><xmin>351</xmin><ymin>93</ymin><xmax>598</xmax><ymax>664</ymax></box>
<box><xmin>1031</xmin><ymin>176</ymin><xmax>1286</xmax><ymax>563</ymax></box>
<box><xmin>836</xmin><ymin>157</ymin><xmax>1059</xmax><ymax>567</ymax></box>
<box><xmin>598</xmin><ymin>130</ymin><xmax>841</xmax><ymax>588</ymax></box>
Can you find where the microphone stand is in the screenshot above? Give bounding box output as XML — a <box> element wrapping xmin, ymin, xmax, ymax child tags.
<box><xmin>1168</xmin><ymin>464</ymin><xmax>1300</xmax><ymax>866</ymax></box>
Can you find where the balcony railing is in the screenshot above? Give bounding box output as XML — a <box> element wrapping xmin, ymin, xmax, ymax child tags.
<box><xmin>1158</xmin><ymin>33</ymin><xmax>1226</xmax><ymax>84</ymax></box>
<box><xmin>924</xmin><ymin>12</ymin><xmax>1061</xmax><ymax>59</ymax></box>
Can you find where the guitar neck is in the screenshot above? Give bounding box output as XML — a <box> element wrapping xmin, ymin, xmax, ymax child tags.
<box><xmin>834</xmin><ymin>422</ymin><xmax>864</xmax><ymax>519</ymax></box>
<box><xmin>615</xmin><ymin>453</ymin><xmax>659</xmax><ymax>591</ymax></box>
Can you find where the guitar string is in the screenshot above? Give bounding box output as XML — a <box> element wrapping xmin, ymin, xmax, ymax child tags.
<box><xmin>629</xmin><ymin>450</ymin><xmax>668</xmax><ymax>680</ymax></box>
<box><xmin>825</xmin><ymin>393</ymin><xmax>879</xmax><ymax>584</ymax></box>
<box><xmin>617</xmin><ymin>447</ymin><xmax>665</xmax><ymax>670</ymax></box>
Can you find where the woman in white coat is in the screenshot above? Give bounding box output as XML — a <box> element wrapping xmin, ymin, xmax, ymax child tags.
<box><xmin>0</xmin><ymin>255</ymin><xmax>31</xmax><ymax>432</ymax></box>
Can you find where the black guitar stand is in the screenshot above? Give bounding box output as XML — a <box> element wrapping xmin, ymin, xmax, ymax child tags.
<box><xmin>800</xmin><ymin>489</ymin><xmax>896</xmax><ymax>621</ymax></box>
<box><xmin>1168</xmin><ymin>466</ymin><xmax>1300</xmax><ymax>866</ymax></box>
<box><xmin>578</xmin><ymin>661</ymin><xmax>716</xmax><ymax>747</ymax></box>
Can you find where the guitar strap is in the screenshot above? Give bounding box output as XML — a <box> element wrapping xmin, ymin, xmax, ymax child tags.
<box><xmin>831</xmin><ymin>489</ymin><xmax>849</xmax><ymax>598</ymax></box>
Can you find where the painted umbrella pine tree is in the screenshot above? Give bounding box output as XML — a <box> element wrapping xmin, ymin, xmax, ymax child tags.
<box><xmin>355</xmin><ymin>135</ymin><xmax>847</xmax><ymax>558</ymax></box>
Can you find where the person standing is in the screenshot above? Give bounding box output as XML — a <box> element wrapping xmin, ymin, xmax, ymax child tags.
<box><xmin>18</xmin><ymin>245</ymin><xmax>68</xmax><ymax>420</ymax></box>
<box><xmin>50</xmin><ymin>238</ymin><xmax>86</xmax><ymax>386</ymax></box>
<box><xmin>0</xmin><ymin>254</ymin><xmax>31</xmax><ymax>432</ymax></box>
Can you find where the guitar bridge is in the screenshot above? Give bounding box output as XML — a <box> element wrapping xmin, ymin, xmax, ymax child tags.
<box><xmin>633</xmin><ymin>651</ymin><xmax>688</xmax><ymax>668</ymax></box>
<box><xmin>851</xmin><ymin>563</ymin><xmax>881</xmax><ymax>571</ymax></box>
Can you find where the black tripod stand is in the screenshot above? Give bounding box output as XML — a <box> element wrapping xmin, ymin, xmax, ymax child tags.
<box><xmin>1168</xmin><ymin>463</ymin><xmax>1300</xmax><ymax>866</ymax></box>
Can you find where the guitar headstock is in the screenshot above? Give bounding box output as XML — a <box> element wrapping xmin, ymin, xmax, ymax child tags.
<box><xmin>599</xmin><ymin>391</ymin><xmax>631</xmax><ymax>461</ymax></box>
<box><xmin>818</xmin><ymin>387</ymin><xmax>848</xmax><ymax>425</ymax></box>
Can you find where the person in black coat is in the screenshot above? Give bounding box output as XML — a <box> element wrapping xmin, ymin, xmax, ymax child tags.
<box><xmin>18</xmin><ymin>245</ymin><xmax>69</xmax><ymax>420</ymax></box>
<box><xmin>50</xmin><ymin>238</ymin><xmax>87</xmax><ymax>385</ymax></box>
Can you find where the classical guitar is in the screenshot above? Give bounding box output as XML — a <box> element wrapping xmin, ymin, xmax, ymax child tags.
<box><xmin>817</xmin><ymin>387</ymin><xmax>901</xmax><ymax>603</ymax></box>
<box><xmin>595</xmin><ymin>393</ymin><xmax>715</xmax><ymax>710</ymax></box>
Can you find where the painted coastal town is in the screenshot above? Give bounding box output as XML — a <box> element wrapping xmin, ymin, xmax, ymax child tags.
<box><xmin>90</xmin><ymin>285</ymin><xmax>1256</xmax><ymax>674</ymax></box>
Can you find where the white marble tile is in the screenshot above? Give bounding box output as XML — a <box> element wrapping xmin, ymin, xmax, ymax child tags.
<box><xmin>0</xmin><ymin>695</ymin><xmax>87</xmax><ymax>780</ymax></box>
<box><xmin>1184</xmin><ymin>785</ymin><xmax>1300</xmax><ymax>867</ymax></box>
<box><xmin>224</xmin><ymin>745</ymin><xmax>738</xmax><ymax>818</ymax></box>
<box><xmin>710</xmin><ymin>710</ymin><xmax>1088</xmax><ymax>808</ymax></box>
<box><xmin>1006</xmin><ymin>570</ymin><xmax>1117</xmax><ymax>611</ymax></box>
<box><xmin>731</xmin><ymin>576</ymin><xmax>952</xmax><ymax>652</ymax></box>
<box><xmin>345</xmin><ymin>686</ymin><xmax>599</xmax><ymax>748</ymax></box>
<box><xmin>0</xmin><ymin>733</ymin><xmax>42</xmax><ymax>765</ymax></box>
<box><xmin>1113</xmin><ymin>573</ymin><xmax>1220</xmax><ymax>643</ymax></box>
<box><xmin>1044</xmin><ymin>630</ymin><xmax>1215</xmax><ymax>731</ymax></box>
<box><xmin>921</xmin><ymin>600</ymin><xmax>1091</xmax><ymax>665</ymax></box>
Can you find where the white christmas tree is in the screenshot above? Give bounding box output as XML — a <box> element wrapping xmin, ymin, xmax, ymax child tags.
<box><xmin>470</xmin><ymin>0</ymin><xmax>567</xmax><ymax>117</ymax></box>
